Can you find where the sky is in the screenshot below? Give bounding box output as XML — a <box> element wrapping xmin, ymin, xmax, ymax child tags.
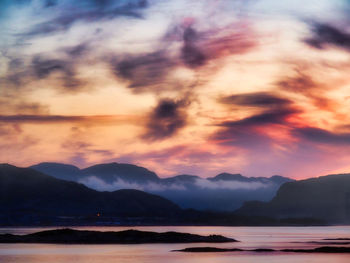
<box><xmin>1</xmin><ymin>0</ymin><xmax>350</xmax><ymax>179</ymax></box>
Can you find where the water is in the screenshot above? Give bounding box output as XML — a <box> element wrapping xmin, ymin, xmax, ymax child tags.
<box><xmin>0</xmin><ymin>226</ymin><xmax>349</xmax><ymax>263</ymax></box>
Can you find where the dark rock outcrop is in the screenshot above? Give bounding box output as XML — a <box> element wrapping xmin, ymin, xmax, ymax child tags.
<box><xmin>0</xmin><ymin>228</ymin><xmax>237</xmax><ymax>244</ymax></box>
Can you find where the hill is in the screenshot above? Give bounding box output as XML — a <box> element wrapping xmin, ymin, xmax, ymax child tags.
<box><xmin>0</xmin><ymin>164</ymin><xmax>180</xmax><ymax>225</ymax></box>
<box><xmin>236</xmin><ymin>174</ymin><xmax>350</xmax><ymax>224</ymax></box>
<box><xmin>30</xmin><ymin>162</ymin><xmax>293</xmax><ymax>211</ymax></box>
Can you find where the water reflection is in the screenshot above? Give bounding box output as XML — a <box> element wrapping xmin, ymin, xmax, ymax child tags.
<box><xmin>0</xmin><ymin>226</ymin><xmax>349</xmax><ymax>263</ymax></box>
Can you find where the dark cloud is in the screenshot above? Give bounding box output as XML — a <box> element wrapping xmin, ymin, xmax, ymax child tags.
<box><xmin>112</xmin><ymin>22</ymin><xmax>256</xmax><ymax>94</ymax></box>
<box><xmin>305</xmin><ymin>22</ymin><xmax>350</xmax><ymax>51</ymax></box>
<box><xmin>174</xmin><ymin>23</ymin><xmax>256</xmax><ymax>69</ymax></box>
<box><xmin>218</xmin><ymin>108</ymin><xmax>297</xmax><ymax>128</ymax></box>
<box><xmin>293</xmin><ymin>127</ymin><xmax>350</xmax><ymax>145</ymax></box>
<box><xmin>181</xmin><ymin>27</ymin><xmax>206</xmax><ymax>68</ymax></box>
<box><xmin>32</xmin><ymin>56</ymin><xmax>68</xmax><ymax>78</ymax></box>
<box><xmin>219</xmin><ymin>92</ymin><xmax>292</xmax><ymax>107</ymax></box>
<box><xmin>0</xmin><ymin>115</ymin><xmax>86</xmax><ymax>123</ymax></box>
<box><xmin>211</xmin><ymin>106</ymin><xmax>298</xmax><ymax>148</ymax></box>
<box><xmin>22</xmin><ymin>0</ymin><xmax>149</xmax><ymax>37</ymax></box>
<box><xmin>112</xmin><ymin>51</ymin><xmax>175</xmax><ymax>91</ymax></box>
<box><xmin>63</xmin><ymin>43</ymin><xmax>90</xmax><ymax>57</ymax></box>
<box><xmin>1</xmin><ymin>44</ymin><xmax>90</xmax><ymax>92</ymax></box>
<box><xmin>142</xmin><ymin>98</ymin><xmax>190</xmax><ymax>141</ymax></box>
<box><xmin>212</xmin><ymin>125</ymin><xmax>272</xmax><ymax>148</ymax></box>
<box><xmin>111</xmin><ymin>25</ymin><xmax>206</xmax><ymax>93</ymax></box>
<box><xmin>31</xmin><ymin>55</ymin><xmax>84</xmax><ymax>90</ymax></box>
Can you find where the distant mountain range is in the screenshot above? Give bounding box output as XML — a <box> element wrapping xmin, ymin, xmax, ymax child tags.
<box><xmin>30</xmin><ymin>162</ymin><xmax>159</xmax><ymax>183</ymax></box>
<box><xmin>236</xmin><ymin>174</ymin><xmax>350</xmax><ymax>224</ymax></box>
<box><xmin>0</xmin><ymin>164</ymin><xmax>180</xmax><ymax>226</ymax></box>
<box><xmin>1</xmin><ymin>163</ymin><xmax>349</xmax><ymax>225</ymax></box>
<box><xmin>30</xmin><ymin>162</ymin><xmax>293</xmax><ymax>211</ymax></box>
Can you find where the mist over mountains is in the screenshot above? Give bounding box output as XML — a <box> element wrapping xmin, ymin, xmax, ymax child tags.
<box><xmin>1</xmin><ymin>163</ymin><xmax>350</xmax><ymax>225</ymax></box>
<box><xmin>30</xmin><ymin>162</ymin><xmax>293</xmax><ymax>211</ymax></box>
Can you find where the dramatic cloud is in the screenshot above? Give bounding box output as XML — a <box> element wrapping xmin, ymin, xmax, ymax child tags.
<box><xmin>3</xmin><ymin>0</ymin><xmax>350</xmax><ymax>179</ymax></box>
<box><xmin>1</xmin><ymin>53</ymin><xmax>86</xmax><ymax>92</ymax></box>
<box><xmin>211</xmin><ymin>107</ymin><xmax>297</xmax><ymax>149</ymax></box>
<box><xmin>294</xmin><ymin>127</ymin><xmax>350</xmax><ymax>145</ymax></box>
<box><xmin>174</xmin><ymin>21</ymin><xmax>257</xmax><ymax>69</ymax></box>
<box><xmin>112</xmin><ymin>21</ymin><xmax>256</xmax><ymax>93</ymax></box>
<box><xmin>181</xmin><ymin>26</ymin><xmax>206</xmax><ymax>68</ymax></box>
<box><xmin>112</xmin><ymin>51</ymin><xmax>175</xmax><ymax>92</ymax></box>
<box><xmin>217</xmin><ymin>108</ymin><xmax>298</xmax><ymax>128</ymax></box>
<box><xmin>305</xmin><ymin>22</ymin><xmax>350</xmax><ymax>51</ymax></box>
<box><xmin>219</xmin><ymin>92</ymin><xmax>292</xmax><ymax>108</ymax></box>
<box><xmin>143</xmin><ymin>98</ymin><xmax>190</xmax><ymax>140</ymax></box>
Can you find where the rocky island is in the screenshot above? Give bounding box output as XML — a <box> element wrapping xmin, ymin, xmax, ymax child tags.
<box><xmin>0</xmin><ymin>228</ymin><xmax>238</xmax><ymax>244</ymax></box>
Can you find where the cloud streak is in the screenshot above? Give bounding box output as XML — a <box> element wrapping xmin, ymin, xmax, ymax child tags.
<box><xmin>0</xmin><ymin>114</ymin><xmax>140</xmax><ymax>125</ymax></box>
<box><xmin>219</xmin><ymin>92</ymin><xmax>292</xmax><ymax>108</ymax></box>
<box><xmin>294</xmin><ymin>127</ymin><xmax>350</xmax><ymax>145</ymax></box>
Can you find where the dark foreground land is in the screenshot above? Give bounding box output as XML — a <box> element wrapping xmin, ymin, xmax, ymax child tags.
<box><xmin>0</xmin><ymin>228</ymin><xmax>237</xmax><ymax>244</ymax></box>
<box><xmin>174</xmin><ymin>246</ymin><xmax>350</xmax><ymax>253</ymax></box>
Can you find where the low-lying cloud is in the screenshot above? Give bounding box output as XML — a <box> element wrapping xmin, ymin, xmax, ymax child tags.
<box><xmin>80</xmin><ymin>175</ymin><xmax>273</xmax><ymax>192</ymax></box>
<box><xmin>79</xmin><ymin>176</ymin><xmax>187</xmax><ymax>192</ymax></box>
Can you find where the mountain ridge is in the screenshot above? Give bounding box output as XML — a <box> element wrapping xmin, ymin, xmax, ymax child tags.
<box><xmin>29</xmin><ymin>162</ymin><xmax>294</xmax><ymax>211</ymax></box>
<box><xmin>0</xmin><ymin>163</ymin><xmax>341</xmax><ymax>226</ymax></box>
<box><xmin>236</xmin><ymin>173</ymin><xmax>350</xmax><ymax>224</ymax></box>
<box><xmin>0</xmin><ymin>164</ymin><xmax>181</xmax><ymax>225</ymax></box>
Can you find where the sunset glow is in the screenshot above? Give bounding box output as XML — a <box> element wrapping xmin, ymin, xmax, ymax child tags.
<box><xmin>2</xmin><ymin>0</ymin><xmax>350</xmax><ymax>179</ymax></box>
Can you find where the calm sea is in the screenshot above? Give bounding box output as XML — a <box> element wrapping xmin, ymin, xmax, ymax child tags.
<box><xmin>0</xmin><ymin>226</ymin><xmax>349</xmax><ymax>263</ymax></box>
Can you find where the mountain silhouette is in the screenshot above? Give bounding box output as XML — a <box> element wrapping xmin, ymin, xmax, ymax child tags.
<box><xmin>30</xmin><ymin>162</ymin><xmax>293</xmax><ymax>211</ymax></box>
<box><xmin>0</xmin><ymin>164</ymin><xmax>330</xmax><ymax>226</ymax></box>
<box><xmin>236</xmin><ymin>174</ymin><xmax>350</xmax><ymax>224</ymax></box>
<box><xmin>30</xmin><ymin>162</ymin><xmax>159</xmax><ymax>183</ymax></box>
<box><xmin>0</xmin><ymin>164</ymin><xmax>180</xmax><ymax>225</ymax></box>
<box><xmin>30</xmin><ymin>162</ymin><xmax>82</xmax><ymax>181</ymax></box>
<box><xmin>81</xmin><ymin>163</ymin><xmax>159</xmax><ymax>183</ymax></box>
